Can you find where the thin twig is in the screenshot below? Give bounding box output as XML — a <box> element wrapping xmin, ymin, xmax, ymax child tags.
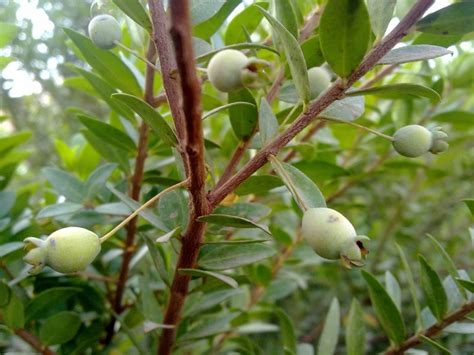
<box><xmin>214</xmin><ymin>139</ymin><xmax>252</xmax><ymax>191</ymax></box>
<box><xmin>385</xmin><ymin>301</ymin><xmax>474</xmax><ymax>354</ymax></box>
<box><xmin>157</xmin><ymin>1</ymin><xmax>209</xmax><ymax>354</ymax></box>
<box><xmin>208</xmin><ymin>0</ymin><xmax>435</xmax><ymax>207</ymax></box>
<box><xmin>16</xmin><ymin>328</ymin><xmax>55</xmax><ymax>355</ymax></box>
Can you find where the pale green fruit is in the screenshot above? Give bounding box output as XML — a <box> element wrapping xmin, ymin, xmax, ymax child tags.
<box><xmin>45</xmin><ymin>227</ymin><xmax>101</xmax><ymax>273</ymax></box>
<box><xmin>301</xmin><ymin>208</ymin><xmax>369</xmax><ymax>266</ymax></box>
<box><xmin>392</xmin><ymin>125</ymin><xmax>432</xmax><ymax>158</ymax></box>
<box><xmin>23</xmin><ymin>238</ymin><xmax>47</xmax><ymax>275</ymax></box>
<box><xmin>207</xmin><ymin>49</ymin><xmax>250</xmax><ymax>92</ymax></box>
<box><xmin>88</xmin><ymin>14</ymin><xmax>121</xmax><ymax>50</ymax></box>
<box><xmin>308</xmin><ymin>67</ymin><xmax>331</xmax><ymax>99</ymax></box>
<box><xmin>429</xmin><ymin>126</ymin><xmax>449</xmax><ymax>154</ymax></box>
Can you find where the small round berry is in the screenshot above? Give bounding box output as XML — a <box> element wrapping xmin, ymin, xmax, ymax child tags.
<box><xmin>392</xmin><ymin>125</ymin><xmax>433</xmax><ymax>158</ymax></box>
<box><xmin>88</xmin><ymin>14</ymin><xmax>121</xmax><ymax>50</ymax></box>
<box><xmin>207</xmin><ymin>49</ymin><xmax>250</xmax><ymax>92</ymax></box>
<box><xmin>308</xmin><ymin>67</ymin><xmax>331</xmax><ymax>99</ymax></box>
<box><xmin>45</xmin><ymin>227</ymin><xmax>101</xmax><ymax>274</ymax></box>
<box><xmin>301</xmin><ymin>208</ymin><xmax>369</xmax><ymax>266</ymax></box>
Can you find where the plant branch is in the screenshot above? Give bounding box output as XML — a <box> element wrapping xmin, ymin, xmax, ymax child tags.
<box><xmin>157</xmin><ymin>1</ymin><xmax>209</xmax><ymax>354</ymax></box>
<box><xmin>214</xmin><ymin>139</ymin><xmax>252</xmax><ymax>190</ymax></box>
<box><xmin>16</xmin><ymin>328</ymin><xmax>55</xmax><ymax>355</ymax></box>
<box><xmin>385</xmin><ymin>301</ymin><xmax>474</xmax><ymax>354</ymax></box>
<box><xmin>103</xmin><ymin>40</ymin><xmax>154</xmax><ymax>346</ymax></box>
<box><xmin>208</xmin><ymin>0</ymin><xmax>435</xmax><ymax>207</ymax></box>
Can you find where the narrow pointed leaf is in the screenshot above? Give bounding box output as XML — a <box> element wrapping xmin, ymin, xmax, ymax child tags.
<box><xmin>346</xmin><ymin>299</ymin><xmax>365</xmax><ymax>355</ymax></box>
<box><xmin>367</xmin><ymin>0</ymin><xmax>396</xmax><ymax>39</ymax></box>
<box><xmin>178</xmin><ymin>268</ymin><xmax>238</xmax><ymax>288</ymax></box>
<box><xmin>378</xmin><ymin>45</ymin><xmax>451</xmax><ymax>65</ymax></box>
<box><xmin>317</xmin><ymin>298</ymin><xmax>340</xmax><ymax>355</ymax></box>
<box><xmin>275</xmin><ymin>0</ymin><xmax>298</xmax><ymax>38</ymax></box>
<box><xmin>202</xmin><ymin>102</ymin><xmax>255</xmax><ymax>120</ymax></box>
<box><xmin>385</xmin><ymin>271</ymin><xmax>402</xmax><ymax>311</ymax></box>
<box><xmin>419</xmin><ymin>335</ymin><xmax>451</xmax><ymax>354</ymax></box>
<box><xmin>347</xmin><ymin>84</ymin><xmax>440</xmax><ymax>103</ymax></box>
<box><xmin>276</xmin><ymin>308</ymin><xmax>297</xmax><ymax>353</ymax></box>
<box><xmin>361</xmin><ymin>270</ymin><xmax>406</xmax><ymax>344</ymax></box>
<box><xmin>225</xmin><ymin>3</ymin><xmax>269</xmax><ymax>44</ymax></box>
<box><xmin>198</xmin><ymin>214</ymin><xmax>271</xmax><ymax>236</ymax></box>
<box><xmin>112</xmin><ymin>0</ymin><xmax>152</xmax><ymax>31</ymax></box>
<box><xmin>418</xmin><ymin>255</ymin><xmax>448</xmax><ymax>321</ymax></box>
<box><xmin>228</xmin><ymin>88</ymin><xmax>258</xmax><ymax>140</ymax></box>
<box><xmin>259</xmin><ymin>98</ymin><xmax>279</xmax><ymax>145</ymax></box>
<box><xmin>455</xmin><ymin>278</ymin><xmax>474</xmax><ymax>293</ymax></box>
<box><xmin>416</xmin><ymin>3</ymin><xmax>474</xmax><ymax>35</ymax></box>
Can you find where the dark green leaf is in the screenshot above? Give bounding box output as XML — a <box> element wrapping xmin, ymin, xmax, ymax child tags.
<box><xmin>64</xmin><ymin>28</ymin><xmax>141</xmax><ymax>96</ymax></box>
<box><xmin>43</xmin><ymin>167</ymin><xmax>85</xmax><ymax>203</ymax></box>
<box><xmin>193</xmin><ymin>0</ymin><xmax>241</xmax><ymax>39</ymax></box>
<box><xmin>320</xmin><ymin>0</ymin><xmax>371</xmax><ymax>78</ymax></box>
<box><xmin>198</xmin><ymin>243</ymin><xmax>276</xmax><ymax>270</ymax></box>
<box><xmin>3</xmin><ymin>292</ymin><xmax>24</xmax><ymax>329</ymax></box>
<box><xmin>301</xmin><ymin>36</ymin><xmax>325</xmax><ymax>69</ymax></box>
<box><xmin>347</xmin><ymin>84</ymin><xmax>440</xmax><ymax>103</ymax></box>
<box><xmin>257</xmin><ymin>6</ymin><xmax>310</xmax><ymax>102</ymax></box>
<box><xmin>225</xmin><ymin>3</ymin><xmax>269</xmax><ymax>44</ymax></box>
<box><xmin>184</xmin><ymin>289</ymin><xmax>242</xmax><ymax>317</ymax></box>
<box><xmin>158</xmin><ymin>189</ymin><xmax>188</xmax><ymax>231</ymax></box>
<box><xmin>455</xmin><ymin>278</ymin><xmax>474</xmax><ymax>293</ymax></box>
<box><xmin>113</xmin><ymin>0</ymin><xmax>152</xmax><ymax>31</ymax></box>
<box><xmin>112</xmin><ymin>93</ymin><xmax>178</xmax><ymax>146</ymax></box>
<box><xmin>82</xmin><ymin>130</ymin><xmax>130</xmax><ymax>171</ymax></box>
<box><xmin>84</xmin><ymin>163</ymin><xmax>117</xmax><ymax>199</ymax></box>
<box><xmin>191</xmin><ymin>0</ymin><xmax>226</xmax><ymax>25</ymax></box>
<box><xmin>418</xmin><ymin>255</ymin><xmax>448</xmax><ymax>321</ymax></box>
<box><xmin>141</xmin><ymin>234</ymin><xmax>171</xmax><ymax>287</ymax></box>
<box><xmin>227</xmin><ymin>88</ymin><xmax>258</xmax><ymax>140</ymax></box>
<box><xmin>78</xmin><ymin>115</ymin><xmax>136</xmax><ymax>152</ymax></box>
<box><xmin>25</xmin><ymin>287</ymin><xmax>81</xmax><ymax>322</ymax></box>
<box><xmin>235</xmin><ymin>175</ymin><xmax>284</xmax><ymax>195</ymax></box>
<box><xmin>0</xmin><ymin>282</ymin><xmax>11</xmax><ymax>308</ymax></box>
<box><xmin>346</xmin><ymin>299</ymin><xmax>365</xmax><ymax>355</ymax></box>
<box><xmin>419</xmin><ymin>335</ymin><xmax>451</xmax><ymax>354</ymax></box>
<box><xmin>198</xmin><ymin>214</ymin><xmax>271</xmax><ymax>236</ymax></box>
<box><xmin>0</xmin><ymin>131</ymin><xmax>32</xmax><ymax>154</ymax></box>
<box><xmin>275</xmin><ymin>0</ymin><xmax>299</xmax><ymax>38</ymax></box>
<box><xmin>361</xmin><ymin>270</ymin><xmax>406</xmax><ymax>344</ymax></box>
<box><xmin>317</xmin><ymin>298</ymin><xmax>340</xmax><ymax>355</ymax></box>
<box><xmin>178</xmin><ymin>268</ymin><xmax>238</xmax><ymax>288</ymax></box>
<box><xmin>276</xmin><ymin>308</ymin><xmax>297</xmax><ymax>353</ymax></box>
<box><xmin>202</xmin><ymin>102</ymin><xmax>255</xmax><ymax>120</ymax></box>
<box><xmin>40</xmin><ymin>311</ymin><xmax>81</xmax><ymax>345</ymax></box>
<box><xmin>179</xmin><ymin>312</ymin><xmax>239</xmax><ymax>340</ymax></box>
<box><xmin>463</xmin><ymin>199</ymin><xmax>474</xmax><ymax>216</ymax></box>
<box><xmin>378</xmin><ymin>45</ymin><xmax>451</xmax><ymax>65</ymax></box>
<box><xmin>0</xmin><ymin>242</ymin><xmax>23</xmax><ymax>258</ymax></box>
<box><xmin>416</xmin><ymin>3</ymin><xmax>474</xmax><ymax>35</ymax></box>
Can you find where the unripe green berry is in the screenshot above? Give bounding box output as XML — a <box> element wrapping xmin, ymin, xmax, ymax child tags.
<box><xmin>88</xmin><ymin>15</ymin><xmax>121</xmax><ymax>50</ymax></box>
<box><xmin>308</xmin><ymin>67</ymin><xmax>331</xmax><ymax>99</ymax></box>
<box><xmin>207</xmin><ymin>50</ymin><xmax>251</xmax><ymax>92</ymax></box>
<box><xmin>301</xmin><ymin>208</ymin><xmax>369</xmax><ymax>267</ymax></box>
<box><xmin>23</xmin><ymin>227</ymin><xmax>101</xmax><ymax>274</ymax></box>
<box><xmin>392</xmin><ymin>125</ymin><xmax>432</xmax><ymax>158</ymax></box>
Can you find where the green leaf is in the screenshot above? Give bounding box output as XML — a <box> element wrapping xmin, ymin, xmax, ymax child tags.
<box><xmin>141</xmin><ymin>234</ymin><xmax>171</xmax><ymax>287</ymax></box>
<box><xmin>40</xmin><ymin>311</ymin><xmax>81</xmax><ymax>345</ymax></box>
<box><xmin>361</xmin><ymin>270</ymin><xmax>406</xmax><ymax>345</ymax></box>
<box><xmin>456</xmin><ymin>278</ymin><xmax>474</xmax><ymax>293</ymax></box>
<box><xmin>158</xmin><ymin>189</ymin><xmax>189</xmax><ymax>231</ymax></box>
<box><xmin>25</xmin><ymin>287</ymin><xmax>81</xmax><ymax>322</ymax></box>
<box><xmin>71</xmin><ymin>66</ymin><xmax>135</xmax><ymax>121</ymax></box>
<box><xmin>0</xmin><ymin>282</ymin><xmax>11</xmax><ymax>308</ymax></box>
<box><xmin>259</xmin><ymin>98</ymin><xmax>279</xmax><ymax>146</ymax></box>
<box><xmin>396</xmin><ymin>244</ymin><xmax>422</xmax><ymax>329</ymax></box>
<box><xmin>431</xmin><ymin>111</ymin><xmax>474</xmax><ymax>130</ymax></box>
<box><xmin>196</xmin><ymin>43</ymin><xmax>278</xmax><ymax>63</ymax></box>
<box><xmin>347</xmin><ymin>84</ymin><xmax>440</xmax><ymax>103</ymax></box>
<box><xmin>367</xmin><ymin>0</ymin><xmax>396</xmax><ymax>40</ymax></box>
<box><xmin>0</xmin><ymin>131</ymin><xmax>32</xmax><ymax>154</ymax></box>
<box><xmin>82</xmin><ymin>130</ymin><xmax>130</xmax><ymax>171</ymax></box>
<box><xmin>37</xmin><ymin>202</ymin><xmax>84</xmax><ymax>219</ymax></box>
<box><xmin>184</xmin><ymin>289</ymin><xmax>242</xmax><ymax>317</ymax></box>
<box><xmin>112</xmin><ymin>93</ymin><xmax>178</xmax><ymax>146</ymax></box>
<box><xmin>419</xmin><ymin>335</ymin><xmax>452</xmax><ymax>354</ymax></box>
<box><xmin>43</xmin><ymin>167</ymin><xmax>85</xmax><ymax>203</ymax></box>
<box><xmin>276</xmin><ymin>308</ymin><xmax>297</xmax><ymax>353</ymax></box>
<box><xmin>178</xmin><ymin>268</ymin><xmax>238</xmax><ymax>288</ymax></box>
<box><xmin>270</xmin><ymin>159</ymin><xmax>326</xmax><ymax>211</ymax></box>
<box><xmin>202</xmin><ymin>102</ymin><xmax>255</xmax><ymax>120</ymax></box>
<box><xmin>463</xmin><ymin>199</ymin><xmax>474</xmax><ymax>216</ymax></box>
<box><xmin>418</xmin><ymin>255</ymin><xmax>448</xmax><ymax>321</ymax></box>
<box><xmin>3</xmin><ymin>292</ymin><xmax>24</xmax><ymax>329</ymax></box>
<box><xmin>317</xmin><ymin>298</ymin><xmax>340</xmax><ymax>355</ymax></box>
<box><xmin>78</xmin><ymin>115</ymin><xmax>136</xmax><ymax>152</ymax></box>
<box><xmin>301</xmin><ymin>36</ymin><xmax>325</xmax><ymax>69</ymax></box>
<box><xmin>191</xmin><ymin>0</ymin><xmax>226</xmax><ymax>25</ymax></box>
<box><xmin>113</xmin><ymin>0</ymin><xmax>152</xmax><ymax>31</ymax></box>
<box><xmin>225</xmin><ymin>3</ymin><xmax>269</xmax><ymax>44</ymax></box>
<box><xmin>275</xmin><ymin>0</ymin><xmax>299</xmax><ymax>38</ymax></box>
<box><xmin>319</xmin><ymin>96</ymin><xmax>365</xmax><ymax>121</ymax></box>
<box><xmin>0</xmin><ymin>242</ymin><xmax>24</xmax><ymax>258</ymax></box>
<box><xmin>378</xmin><ymin>45</ymin><xmax>451</xmax><ymax>65</ymax></box>
<box><xmin>320</xmin><ymin>0</ymin><xmax>371</xmax><ymax>78</ymax></box>
<box><xmin>346</xmin><ymin>299</ymin><xmax>365</xmax><ymax>355</ymax></box>
<box><xmin>0</xmin><ymin>22</ymin><xmax>18</xmax><ymax>47</ymax></box>
<box><xmin>179</xmin><ymin>312</ymin><xmax>239</xmax><ymax>341</ymax></box>
<box><xmin>198</xmin><ymin>214</ymin><xmax>271</xmax><ymax>236</ymax></box>
<box><xmin>0</xmin><ymin>190</ymin><xmax>15</xmax><ymax>217</ymax></box>
<box><xmin>228</xmin><ymin>88</ymin><xmax>258</xmax><ymax>139</ymax></box>
<box><xmin>64</xmin><ymin>28</ymin><xmax>141</xmax><ymax>96</ymax></box>
<box><xmin>445</xmin><ymin>322</ymin><xmax>474</xmax><ymax>334</ymax></box>
<box><xmin>416</xmin><ymin>2</ymin><xmax>474</xmax><ymax>35</ymax></box>
<box><xmin>297</xmin><ymin>344</ymin><xmax>314</xmax><ymax>355</ymax></box>
<box><xmin>84</xmin><ymin>163</ymin><xmax>117</xmax><ymax>199</ymax></box>
<box><xmin>198</xmin><ymin>243</ymin><xmax>276</xmax><ymax>270</ymax></box>
<box><xmin>193</xmin><ymin>0</ymin><xmax>241</xmax><ymax>39</ymax></box>
<box><xmin>385</xmin><ymin>271</ymin><xmax>402</xmax><ymax>311</ymax></box>
<box><xmin>235</xmin><ymin>175</ymin><xmax>283</xmax><ymax>196</ymax></box>
<box><xmin>257</xmin><ymin>6</ymin><xmax>310</xmax><ymax>102</ymax></box>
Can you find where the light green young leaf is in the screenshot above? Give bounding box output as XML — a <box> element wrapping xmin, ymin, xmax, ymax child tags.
<box><xmin>317</xmin><ymin>298</ymin><xmax>340</xmax><ymax>355</ymax></box>
<box><xmin>319</xmin><ymin>0</ymin><xmax>371</xmax><ymax>78</ymax></box>
<box><xmin>193</xmin><ymin>0</ymin><xmax>241</xmax><ymax>39</ymax></box>
<box><xmin>225</xmin><ymin>3</ymin><xmax>269</xmax><ymax>44</ymax></box>
<box><xmin>362</xmin><ymin>270</ymin><xmax>406</xmax><ymax>345</ymax></box>
<box><xmin>257</xmin><ymin>6</ymin><xmax>310</xmax><ymax>102</ymax></box>
<box><xmin>346</xmin><ymin>299</ymin><xmax>365</xmax><ymax>355</ymax></box>
<box><xmin>378</xmin><ymin>45</ymin><xmax>451</xmax><ymax>65</ymax></box>
<box><xmin>418</xmin><ymin>255</ymin><xmax>448</xmax><ymax>321</ymax></box>
<box><xmin>0</xmin><ymin>22</ymin><xmax>18</xmax><ymax>47</ymax></box>
<box><xmin>416</xmin><ymin>2</ymin><xmax>474</xmax><ymax>35</ymax></box>
<box><xmin>113</xmin><ymin>0</ymin><xmax>152</xmax><ymax>31</ymax></box>
<box><xmin>367</xmin><ymin>0</ymin><xmax>396</xmax><ymax>40</ymax></box>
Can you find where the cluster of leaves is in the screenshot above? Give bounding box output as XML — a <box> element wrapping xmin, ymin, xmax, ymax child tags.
<box><xmin>0</xmin><ymin>0</ymin><xmax>473</xmax><ymax>354</ymax></box>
